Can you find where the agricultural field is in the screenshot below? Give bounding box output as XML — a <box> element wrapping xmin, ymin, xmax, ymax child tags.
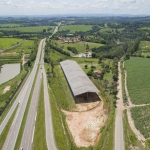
<box><xmin>0</xmin><ymin>26</ymin><xmax>54</xmax><ymax>33</ymax></box>
<box><xmin>125</xmin><ymin>57</ymin><xmax>150</xmax><ymax>104</ymax></box>
<box><xmin>131</xmin><ymin>105</ymin><xmax>150</xmax><ymax>139</ymax></box>
<box><xmin>59</xmin><ymin>25</ymin><xmax>93</xmax><ymax>33</ymax></box>
<box><xmin>0</xmin><ymin>38</ymin><xmax>23</xmax><ymax>50</ymax></box>
<box><xmin>55</xmin><ymin>40</ymin><xmax>104</xmax><ymax>54</ymax></box>
<box><xmin>138</xmin><ymin>41</ymin><xmax>150</xmax><ymax>57</ymax></box>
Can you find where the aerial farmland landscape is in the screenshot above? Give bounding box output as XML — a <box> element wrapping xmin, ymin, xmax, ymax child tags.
<box><xmin>1</xmin><ymin>0</ymin><xmax>150</xmax><ymax>150</ymax></box>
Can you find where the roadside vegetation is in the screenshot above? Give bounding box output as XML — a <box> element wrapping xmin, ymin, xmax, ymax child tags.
<box><xmin>0</xmin><ymin>106</ymin><xmax>18</xmax><ymax>149</ymax></box>
<box><xmin>33</xmin><ymin>79</ymin><xmax>47</xmax><ymax>150</ymax></box>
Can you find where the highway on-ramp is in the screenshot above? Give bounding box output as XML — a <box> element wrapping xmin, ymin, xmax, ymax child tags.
<box><xmin>2</xmin><ymin>39</ymin><xmax>44</xmax><ymax>150</ymax></box>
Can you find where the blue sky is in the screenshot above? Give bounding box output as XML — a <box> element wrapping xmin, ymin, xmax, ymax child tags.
<box><xmin>0</xmin><ymin>0</ymin><xmax>149</xmax><ymax>15</ymax></box>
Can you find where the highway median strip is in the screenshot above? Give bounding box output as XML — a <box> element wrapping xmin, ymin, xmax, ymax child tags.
<box><xmin>32</xmin><ymin>78</ymin><xmax>48</xmax><ymax>150</ymax></box>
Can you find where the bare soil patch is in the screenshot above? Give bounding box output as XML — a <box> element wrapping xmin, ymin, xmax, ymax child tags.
<box><xmin>62</xmin><ymin>101</ymin><xmax>107</xmax><ymax>147</ymax></box>
<box><xmin>2</xmin><ymin>86</ymin><xmax>11</xmax><ymax>94</ymax></box>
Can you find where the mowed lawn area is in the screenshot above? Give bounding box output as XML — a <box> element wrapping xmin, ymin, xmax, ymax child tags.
<box><xmin>56</xmin><ymin>40</ymin><xmax>104</xmax><ymax>54</ymax></box>
<box><xmin>131</xmin><ymin>105</ymin><xmax>150</xmax><ymax>139</ymax></box>
<box><xmin>59</xmin><ymin>25</ymin><xmax>93</xmax><ymax>33</ymax></box>
<box><xmin>0</xmin><ymin>26</ymin><xmax>55</xmax><ymax>33</ymax></box>
<box><xmin>125</xmin><ymin>57</ymin><xmax>150</xmax><ymax>104</ymax></box>
<box><xmin>0</xmin><ymin>38</ymin><xmax>23</xmax><ymax>49</ymax></box>
<box><xmin>138</xmin><ymin>41</ymin><xmax>150</xmax><ymax>57</ymax></box>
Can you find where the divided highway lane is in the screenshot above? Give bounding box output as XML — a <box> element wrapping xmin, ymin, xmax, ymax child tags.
<box><xmin>2</xmin><ymin>39</ymin><xmax>44</xmax><ymax>150</ymax></box>
<box><xmin>20</xmin><ymin>39</ymin><xmax>45</xmax><ymax>150</ymax></box>
<box><xmin>43</xmin><ymin>41</ymin><xmax>57</xmax><ymax>150</ymax></box>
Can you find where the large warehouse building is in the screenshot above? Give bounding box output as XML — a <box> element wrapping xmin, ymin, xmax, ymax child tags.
<box><xmin>60</xmin><ymin>60</ymin><xmax>100</xmax><ymax>103</ymax></box>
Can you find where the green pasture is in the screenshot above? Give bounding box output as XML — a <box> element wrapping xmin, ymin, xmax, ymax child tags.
<box><xmin>59</xmin><ymin>25</ymin><xmax>93</xmax><ymax>33</ymax></box>
<box><xmin>0</xmin><ymin>38</ymin><xmax>23</xmax><ymax>50</ymax></box>
<box><xmin>9</xmin><ymin>40</ymin><xmax>34</xmax><ymax>54</ymax></box>
<box><xmin>0</xmin><ymin>26</ymin><xmax>54</xmax><ymax>33</ymax></box>
<box><xmin>55</xmin><ymin>40</ymin><xmax>103</xmax><ymax>54</ymax></box>
<box><xmin>125</xmin><ymin>57</ymin><xmax>150</xmax><ymax>104</ymax></box>
<box><xmin>131</xmin><ymin>105</ymin><xmax>150</xmax><ymax>139</ymax></box>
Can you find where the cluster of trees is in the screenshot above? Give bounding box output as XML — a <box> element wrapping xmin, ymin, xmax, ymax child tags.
<box><xmin>27</xmin><ymin>39</ymin><xmax>38</xmax><ymax>66</ymax></box>
<box><xmin>67</xmin><ymin>46</ymin><xmax>78</xmax><ymax>54</ymax></box>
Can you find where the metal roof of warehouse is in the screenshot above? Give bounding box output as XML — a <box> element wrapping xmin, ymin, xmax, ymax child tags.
<box><xmin>60</xmin><ymin>60</ymin><xmax>99</xmax><ymax>96</ymax></box>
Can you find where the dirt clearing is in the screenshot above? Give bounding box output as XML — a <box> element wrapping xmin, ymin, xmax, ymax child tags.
<box><xmin>2</xmin><ymin>86</ymin><xmax>11</xmax><ymax>94</ymax></box>
<box><xmin>62</xmin><ymin>101</ymin><xmax>107</xmax><ymax>147</ymax></box>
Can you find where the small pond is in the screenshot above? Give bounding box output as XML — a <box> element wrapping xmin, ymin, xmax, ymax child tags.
<box><xmin>0</xmin><ymin>63</ymin><xmax>20</xmax><ymax>85</ymax></box>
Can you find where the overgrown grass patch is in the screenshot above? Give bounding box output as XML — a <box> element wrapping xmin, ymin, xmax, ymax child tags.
<box><xmin>33</xmin><ymin>79</ymin><xmax>47</xmax><ymax>150</ymax></box>
<box><xmin>0</xmin><ymin>105</ymin><xmax>18</xmax><ymax>149</ymax></box>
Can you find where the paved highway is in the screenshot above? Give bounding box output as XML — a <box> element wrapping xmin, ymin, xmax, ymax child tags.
<box><xmin>19</xmin><ymin>39</ymin><xmax>45</xmax><ymax>150</ymax></box>
<box><xmin>43</xmin><ymin>51</ymin><xmax>57</xmax><ymax>150</ymax></box>
<box><xmin>20</xmin><ymin>23</ymin><xmax>60</xmax><ymax>150</ymax></box>
<box><xmin>2</xmin><ymin>39</ymin><xmax>44</xmax><ymax>150</ymax></box>
<box><xmin>114</xmin><ymin>62</ymin><xmax>125</xmax><ymax>150</ymax></box>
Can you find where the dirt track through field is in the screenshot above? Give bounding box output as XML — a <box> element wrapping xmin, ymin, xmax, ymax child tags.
<box><xmin>123</xmin><ymin>61</ymin><xmax>150</xmax><ymax>142</ymax></box>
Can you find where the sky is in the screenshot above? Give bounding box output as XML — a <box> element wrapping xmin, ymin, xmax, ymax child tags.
<box><xmin>0</xmin><ymin>0</ymin><xmax>149</xmax><ymax>16</ymax></box>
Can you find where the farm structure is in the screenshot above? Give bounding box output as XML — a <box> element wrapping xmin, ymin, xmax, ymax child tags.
<box><xmin>60</xmin><ymin>60</ymin><xmax>100</xmax><ymax>103</ymax></box>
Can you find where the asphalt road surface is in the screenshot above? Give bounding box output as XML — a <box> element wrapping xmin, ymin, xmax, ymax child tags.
<box><xmin>20</xmin><ymin>24</ymin><xmax>60</xmax><ymax>150</ymax></box>
<box><xmin>43</xmin><ymin>51</ymin><xmax>57</xmax><ymax>150</ymax></box>
<box><xmin>114</xmin><ymin>62</ymin><xmax>125</xmax><ymax>150</ymax></box>
<box><xmin>2</xmin><ymin>39</ymin><xmax>44</xmax><ymax>150</ymax></box>
<box><xmin>19</xmin><ymin>39</ymin><xmax>45</xmax><ymax>150</ymax></box>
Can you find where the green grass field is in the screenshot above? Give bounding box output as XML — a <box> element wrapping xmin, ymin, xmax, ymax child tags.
<box><xmin>140</xmin><ymin>27</ymin><xmax>150</xmax><ymax>30</ymax></box>
<box><xmin>0</xmin><ymin>26</ymin><xmax>54</xmax><ymax>33</ymax></box>
<box><xmin>55</xmin><ymin>40</ymin><xmax>104</xmax><ymax>54</ymax></box>
<box><xmin>33</xmin><ymin>79</ymin><xmax>47</xmax><ymax>150</ymax></box>
<box><xmin>131</xmin><ymin>106</ymin><xmax>150</xmax><ymax>139</ymax></box>
<box><xmin>0</xmin><ymin>38</ymin><xmax>23</xmax><ymax>49</ymax></box>
<box><xmin>9</xmin><ymin>40</ymin><xmax>34</xmax><ymax>54</ymax></box>
<box><xmin>59</xmin><ymin>25</ymin><xmax>93</xmax><ymax>33</ymax></box>
<box><xmin>125</xmin><ymin>57</ymin><xmax>150</xmax><ymax>104</ymax></box>
<box><xmin>138</xmin><ymin>41</ymin><xmax>150</xmax><ymax>57</ymax></box>
<box><xmin>50</xmin><ymin>48</ymin><xmax>67</xmax><ymax>63</ymax></box>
